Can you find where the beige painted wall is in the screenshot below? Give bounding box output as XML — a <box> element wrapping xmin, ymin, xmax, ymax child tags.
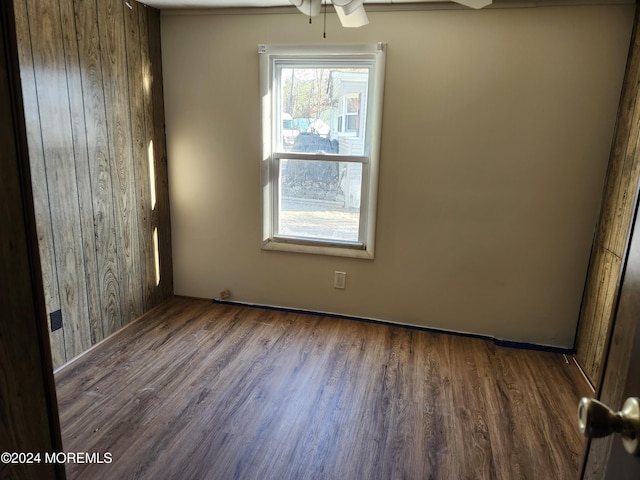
<box><xmin>161</xmin><ymin>4</ymin><xmax>633</xmax><ymax>347</ymax></box>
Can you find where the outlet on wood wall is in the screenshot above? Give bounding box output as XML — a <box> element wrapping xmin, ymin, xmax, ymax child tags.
<box><xmin>14</xmin><ymin>0</ymin><xmax>172</xmax><ymax>369</ymax></box>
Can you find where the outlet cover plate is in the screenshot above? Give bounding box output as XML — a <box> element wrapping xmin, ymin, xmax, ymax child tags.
<box><xmin>50</xmin><ymin>309</ymin><xmax>62</xmax><ymax>332</ymax></box>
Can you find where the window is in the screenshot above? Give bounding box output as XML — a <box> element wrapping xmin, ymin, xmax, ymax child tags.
<box><xmin>339</xmin><ymin>94</ymin><xmax>361</xmax><ymax>135</ymax></box>
<box><xmin>259</xmin><ymin>43</ymin><xmax>386</xmax><ymax>259</ymax></box>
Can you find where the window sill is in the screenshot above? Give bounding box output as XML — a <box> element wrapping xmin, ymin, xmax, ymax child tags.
<box><xmin>261</xmin><ymin>238</ymin><xmax>374</xmax><ymax>259</ymax></box>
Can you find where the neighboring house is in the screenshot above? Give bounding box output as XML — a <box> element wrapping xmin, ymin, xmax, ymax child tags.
<box><xmin>328</xmin><ymin>70</ymin><xmax>369</xmax><ymax>210</ymax></box>
<box><xmin>328</xmin><ymin>71</ymin><xmax>368</xmax><ymax>156</ymax></box>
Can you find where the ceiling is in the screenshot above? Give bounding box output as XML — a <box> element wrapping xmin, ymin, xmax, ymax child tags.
<box><xmin>138</xmin><ymin>0</ymin><xmax>458</xmax><ymax>9</ymax></box>
<box><xmin>136</xmin><ymin>0</ymin><xmax>631</xmax><ymax>11</ymax></box>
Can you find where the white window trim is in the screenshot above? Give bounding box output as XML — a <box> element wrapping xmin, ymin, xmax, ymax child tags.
<box><xmin>259</xmin><ymin>43</ymin><xmax>386</xmax><ymax>259</ymax></box>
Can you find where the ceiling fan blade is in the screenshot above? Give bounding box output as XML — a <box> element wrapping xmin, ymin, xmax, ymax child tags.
<box><xmin>289</xmin><ymin>0</ymin><xmax>321</xmax><ymax>16</ymax></box>
<box><xmin>333</xmin><ymin>0</ymin><xmax>369</xmax><ymax>28</ymax></box>
<box><xmin>450</xmin><ymin>0</ymin><xmax>492</xmax><ymax>9</ymax></box>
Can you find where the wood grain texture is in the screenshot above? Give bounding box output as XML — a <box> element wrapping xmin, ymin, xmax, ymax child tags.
<box><xmin>73</xmin><ymin>0</ymin><xmax>122</xmax><ymax>341</ymax></box>
<box><xmin>582</xmin><ymin>167</ymin><xmax>640</xmax><ymax>479</ymax></box>
<box><xmin>125</xmin><ymin>0</ymin><xmax>154</xmax><ymax>312</ymax></box>
<box><xmin>575</xmin><ymin>246</ymin><xmax>621</xmax><ymax>384</ymax></box>
<box><xmin>13</xmin><ymin>0</ymin><xmax>66</xmax><ymax>367</ymax></box>
<box><xmin>575</xmin><ymin>6</ymin><xmax>640</xmax><ymax>386</ymax></box>
<box><xmin>146</xmin><ymin>5</ymin><xmax>173</xmax><ymax>299</ymax></box>
<box><xmin>14</xmin><ymin>0</ymin><xmax>172</xmax><ymax>369</ymax></box>
<box><xmin>56</xmin><ymin>297</ymin><xmax>590</xmax><ymax>480</ymax></box>
<box><xmin>581</xmin><ymin>13</ymin><xmax>640</xmax><ymax>462</ymax></box>
<box><xmin>137</xmin><ymin>2</ymin><xmax>162</xmax><ymax>309</ymax></box>
<box><xmin>26</xmin><ymin>0</ymin><xmax>93</xmax><ymax>358</ymax></box>
<box><xmin>97</xmin><ymin>0</ymin><xmax>143</xmax><ymax>324</ymax></box>
<box><xmin>59</xmin><ymin>0</ymin><xmax>103</xmax><ymax>347</ymax></box>
<box><xmin>0</xmin><ymin>1</ymin><xmax>64</xmax><ymax>476</ymax></box>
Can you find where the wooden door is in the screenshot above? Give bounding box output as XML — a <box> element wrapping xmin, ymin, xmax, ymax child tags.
<box><xmin>581</xmin><ymin>197</ymin><xmax>640</xmax><ymax>478</ymax></box>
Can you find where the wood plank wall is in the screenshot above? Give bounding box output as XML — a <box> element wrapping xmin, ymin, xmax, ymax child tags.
<box><xmin>13</xmin><ymin>0</ymin><xmax>172</xmax><ymax>369</ymax></box>
<box><xmin>0</xmin><ymin>1</ymin><xmax>64</xmax><ymax>477</ymax></box>
<box><xmin>575</xmin><ymin>6</ymin><xmax>640</xmax><ymax>387</ymax></box>
<box><xmin>580</xmin><ymin>9</ymin><xmax>640</xmax><ymax>477</ymax></box>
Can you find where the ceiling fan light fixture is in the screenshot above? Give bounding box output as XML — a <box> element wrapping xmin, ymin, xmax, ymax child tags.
<box><xmin>332</xmin><ymin>0</ymin><xmax>362</xmax><ymax>15</ymax></box>
<box><xmin>451</xmin><ymin>0</ymin><xmax>492</xmax><ymax>9</ymax></box>
<box><xmin>291</xmin><ymin>0</ymin><xmax>370</xmax><ymax>29</ymax></box>
<box><xmin>290</xmin><ymin>0</ymin><xmax>321</xmax><ymax>16</ymax></box>
<box><xmin>334</xmin><ymin>3</ymin><xmax>369</xmax><ymax>28</ymax></box>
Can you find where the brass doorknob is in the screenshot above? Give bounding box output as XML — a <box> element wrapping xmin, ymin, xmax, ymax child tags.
<box><xmin>578</xmin><ymin>397</ymin><xmax>640</xmax><ymax>456</ymax></box>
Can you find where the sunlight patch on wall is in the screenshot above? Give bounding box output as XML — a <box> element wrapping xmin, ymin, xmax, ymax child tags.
<box><xmin>153</xmin><ymin>227</ymin><xmax>160</xmax><ymax>286</ymax></box>
<box><xmin>148</xmin><ymin>140</ymin><xmax>157</xmax><ymax>210</ymax></box>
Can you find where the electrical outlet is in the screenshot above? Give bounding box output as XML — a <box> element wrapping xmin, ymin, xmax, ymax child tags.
<box><xmin>334</xmin><ymin>271</ymin><xmax>346</xmax><ymax>289</ymax></box>
<box><xmin>220</xmin><ymin>289</ymin><xmax>231</xmax><ymax>300</ymax></box>
<box><xmin>50</xmin><ymin>309</ymin><xmax>62</xmax><ymax>332</ymax></box>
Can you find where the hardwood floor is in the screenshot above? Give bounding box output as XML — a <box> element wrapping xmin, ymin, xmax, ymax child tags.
<box><xmin>55</xmin><ymin>296</ymin><xmax>590</xmax><ymax>480</ymax></box>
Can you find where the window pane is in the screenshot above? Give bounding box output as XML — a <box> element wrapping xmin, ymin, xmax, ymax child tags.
<box><xmin>278</xmin><ymin>159</ymin><xmax>362</xmax><ymax>242</ymax></box>
<box><xmin>346</xmin><ymin>114</ymin><xmax>358</xmax><ymax>132</ymax></box>
<box><xmin>346</xmin><ymin>96</ymin><xmax>359</xmax><ymax>113</ymax></box>
<box><xmin>277</xmin><ymin>66</ymin><xmax>369</xmax><ymax>155</ymax></box>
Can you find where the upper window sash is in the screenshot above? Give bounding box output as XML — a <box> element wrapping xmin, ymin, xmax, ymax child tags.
<box><xmin>273</xmin><ymin>61</ymin><xmax>373</xmax><ymax>154</ymax></box>
<box><xmin>260</xmin><ymin>43</ymin><xmax>384</xmax><ymax>153</ymax></box>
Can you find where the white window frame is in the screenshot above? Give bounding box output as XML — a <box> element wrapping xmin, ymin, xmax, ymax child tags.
<box><xmin>259</xmin><ymin>43</ymin><xmax>386</xmax><ymax>259</ymax></box>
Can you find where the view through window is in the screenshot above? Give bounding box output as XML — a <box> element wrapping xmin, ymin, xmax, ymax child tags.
<box><xmin>277</xmin><ymin>66</ymin><xmax>368</xmax><ymax>243</ymax></box>
<box><xmin>260</xmin><ymin>44</ymin><xmax>386</xmax><ymax>258</ymax></box>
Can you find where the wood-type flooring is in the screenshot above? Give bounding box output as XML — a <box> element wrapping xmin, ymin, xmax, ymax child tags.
<box><xmin>55</xmin><ymin>296</ymin><xmax>590</xmax><ymax>480</ymax></box>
